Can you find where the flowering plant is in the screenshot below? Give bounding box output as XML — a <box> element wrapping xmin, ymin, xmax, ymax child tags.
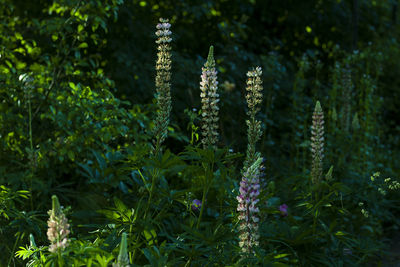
<box><xmin>47</xmin><ymin>195</ymin><xmax>70</xmax><ymax>253</ymax></box>
<box><xmin>237</xmin><ymin>157</ymin><xmax>263</xmax><ymax>254</ymax></box>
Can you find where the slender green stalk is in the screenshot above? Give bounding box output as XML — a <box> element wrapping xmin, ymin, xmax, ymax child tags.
<box><xmin>145</xmin><ymin>169</ymin><xmax>160</xmax><ymax>218</ymax></box>
<box><xmin>196</xmin><ymin>163</ymin><xmax>213</xmax><ymax>229</ymax></box>
<box><xmin>196</xmin><ymin>184</ymin><xmax>208</xmax><ymax>229</ymax></box>
<box><xmin>20</xmin><ymin>74</ymin><xmax>35</xmax><ymax>210</ymax></box>
<box><xmin>8</xmin><ymin>233</ymin><xmax>21</xmax><ymax>267</ymax></box>
<box><xmin>292</xmin><ymin>55</ymin><xmax>309</xmax><ymax>171</ymax></box>
<box><xmin>28</xmin><ymin>89</ymin><xmax>34</xmax><ymax>211</ymax></box>
<box><xmin>57</xmin><ymin>250</ymin><xmax>63</xmax><ymax>267</ymax></box>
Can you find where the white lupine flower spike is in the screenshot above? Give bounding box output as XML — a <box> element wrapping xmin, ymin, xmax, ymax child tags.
<box><xmin>47</xmin><ymin>195</ymin><xmax>70</xmax><ymax>253</ymax></box>
<box><xmin>200</xmin><ymin>46</ymin><xmax>220</xmax><ymax>148</ymax></box>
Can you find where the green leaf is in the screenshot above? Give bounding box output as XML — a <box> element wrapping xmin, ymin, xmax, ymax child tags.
<box><xmin>69</xmin><ymin>82</ymin><xmax>76</xmax><ymax>90</ymax></box>
<box><xmin>143</xmin><ymin>229</ymin><xmax>157</xmax><ymax>245</ymax></box>
<box><xmin>78</xmin><ymin>42</ymin><xmax>88</xmax><ymax>49</ymax></box>
<box><xmin>78</xmin><ymin>24</ymin><xmax>84</xmax><ymax>33</ymax></box>
<box><xmin>67</xmin><ymin>150</ymin><xmax>75</xmax><ymax>161</ymax></box>
<box><xmin>335</xmin><ymin>231</ymin><xmax>347</xmax><ymax>236</ymax></box>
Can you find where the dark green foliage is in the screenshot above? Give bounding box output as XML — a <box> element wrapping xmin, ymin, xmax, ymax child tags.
<box><xmin>0</xmin><ymin>0</ymin><xmax>399</xmax><ymax>266</ymax></box>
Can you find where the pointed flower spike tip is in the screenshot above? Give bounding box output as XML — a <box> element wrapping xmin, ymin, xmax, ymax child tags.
<box><xmin>29</xmin><ymin>234</ymin><xmax>37</xmax><ymax>248</ymax></box>
<box><xmin>51</xmin><ymin>195</ymin><xmax>61</xmax><ymax>216</ymax></box>
<box><xmin>205</xmin><ymin>45</ymin><xmax>215</xmax><ymax>68</ymax></box>
<box><xmin>314</xmin><ymin>100</ymin><xmax>322</xmax><ymax>113</ymax></box>
<box><xmin>117</xmin><ymin>232</ymin><xmax>129</xmax><ymax>264</ymax></box>
<box><xmin>248</xmin><ymin>157</ymin><xmax>263</xmax><ymax>174</ymax></box>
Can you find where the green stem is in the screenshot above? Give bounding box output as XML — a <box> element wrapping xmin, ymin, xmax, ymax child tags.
<box><xmin>196</xmin><ymin>186</ymin><xmax>208</xmax><ymax>229</ymax></box>
<box><xmin>312</xmin><ymin>189</ymin><xmax>320</xmax><ymax>235</ymax></box>
<box><xmin>196</xmin><ymin>161</ymin><xmax>214</xmax><ymax>229</ymax></box>
<box><xmin>28</xmin><ymin>97</ymin><xmax>34</xmax><ymax>211</ymax></box>
<box><xmin>28</xmin><ymin>99</ymin><xmax>33</xmax><ymax>152</ymax></box>
<box><xmin>153</xmin><ymin>135</ymin><xmax>162</xmax><ymax>157</ymax></box>
<box><xmin>57</xmin><ymin>249</ymin><xmax>63</xmax><ymax>267</ymax></box>
<box><xmin>7</xmin><ymin>233</ymin><xmax>21</xmax><ymax>266</ymax></box>
<box><xmin>145</xmin><ymin>169</ymin><xmax>159</xmax><ymax>219</ymax></box>
<box><xmin>131</xmin><ymin>234</ymin><xmax>141</xmax><ymax>263</ymax></box>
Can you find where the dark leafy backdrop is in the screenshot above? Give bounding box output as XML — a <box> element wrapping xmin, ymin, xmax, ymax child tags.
<box><xmin>0</xmin><ymin>0</ymin><xmax>399</xmax><ymax>266</ymax></box>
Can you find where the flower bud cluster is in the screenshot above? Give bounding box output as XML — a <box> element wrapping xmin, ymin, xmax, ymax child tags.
<box><xmin>311</xmin><ymin>101</ymin><xmax>324</xmax><ymax>184</ymax></box>
<box><xmin>47</xmin><ymin>195</ymin><xmax>70</xmax><ymax>253</ymax></box>
<box><xmin>200</xmin><ymin>46</ymin><xmax>219</xmax><ymax>148</ymax></box>
<box><xmin>155</xmin><ymin>20</ymin><xmax>172</xmax><ymax>43</ymax></box>
<box><xmin>243</xmin><ymin>67</ymin><xmax>263</xmax><ymax>171</ymax></box>
<box><xmin>385</xmin><ymin>177</ymin><xmax>400</xmax><ymax>190</ymax></box>
<box><xmin>113</xmin><ymin>232</ymin><xmax>130</xmax><ymax>267</ymax></box>
<box><xmin>153</xmin><ymin>18</ymin><xmax>172</xmax><ymax>153</ymax></box>
<box><xmin>245</xmin><ymin>67</ymin><xmax>263</xmax><ymax>117</ymax></box>
<box><xmin>19</xmin><ymin>73</ymin><xmax>34</xmax><ymax>105</ymax></box>
<box><xmin>237</xmin><ymin>157</ymin><xmax>262</xmax><ymax>254</ymax></box>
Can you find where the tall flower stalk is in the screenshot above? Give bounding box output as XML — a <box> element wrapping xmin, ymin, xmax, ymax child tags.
<box><xmin>47</xmin><ymin>195</ymin><xmax>70</xmax><ymax>253</ymax></box>
<box><xmin>152</xmin><ymin>18</ymin><xmax>172</xmax><ymax>155</ymax></box>
<box><xmin>310</xmin><ymin>101</ymin><xmax>325</xmax><ymax>185</ymax></box>
<box><xmin>200</xmin><ymin>45</ymin><xmax>219</xmax><ymax>148</ymax></box>
<box><xmin>243</xmin><ymin>67</ymin><xmax>263</xmax><ymax>172</ymax></box>
<box><xmin>237</xmin><ymin>157</ymin><xmax>263</xmax><ymax>254</ymax></box>
<box><xmin>195</xmin><ymin>48</ymin><xmax>219</xmax><ymax>229</ymax></box>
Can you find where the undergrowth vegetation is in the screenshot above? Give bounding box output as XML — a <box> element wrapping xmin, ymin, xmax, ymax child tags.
<box><xmin>1</xmin><ymin>1</ymin><xmax>399</xmax><ymax>266</ymax></box>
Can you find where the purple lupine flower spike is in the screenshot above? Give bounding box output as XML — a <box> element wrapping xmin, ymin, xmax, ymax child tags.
<box><xmin>237</xmin><ymin>157</ymin><xmax>263</xmax><ymax>254</ymax></box>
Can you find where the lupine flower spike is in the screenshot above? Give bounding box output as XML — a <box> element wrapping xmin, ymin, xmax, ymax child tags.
<box><xmin>243</xmin><ymin>67</ymin><xmax>263</xmax><ymax>172</ymax></box>
<box><xmin>47</xmin><ymin>195</ymin><xmax>70</xmax><ymax>253</ymax></box>
<box><xmin>200</xmin><ymin>46</ymin><xmax>220</xmax><ymax>148</ymax></box>
<box><xmin>153</xmin><ymin>18</ymin><xmax>172</xmax><ymax>155</ymax></box>
<box><xmin>113</xmin><ymin>232</ymin><xmax>130</xmax><ymax>267</ymax></box>
<box><xmin>29</xmin><ymin>234</ymin><xmax>37</xmax><ymax>248</ymax></box>
<box><xmin>237</xmin><ymin>157</ymin><xmax>263</xmax><ymax>254</ymax></box>
<box><xmin>311</xmin><ymin>101</ymin><xmax>325</xmax><ymax>184</ymax></box>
